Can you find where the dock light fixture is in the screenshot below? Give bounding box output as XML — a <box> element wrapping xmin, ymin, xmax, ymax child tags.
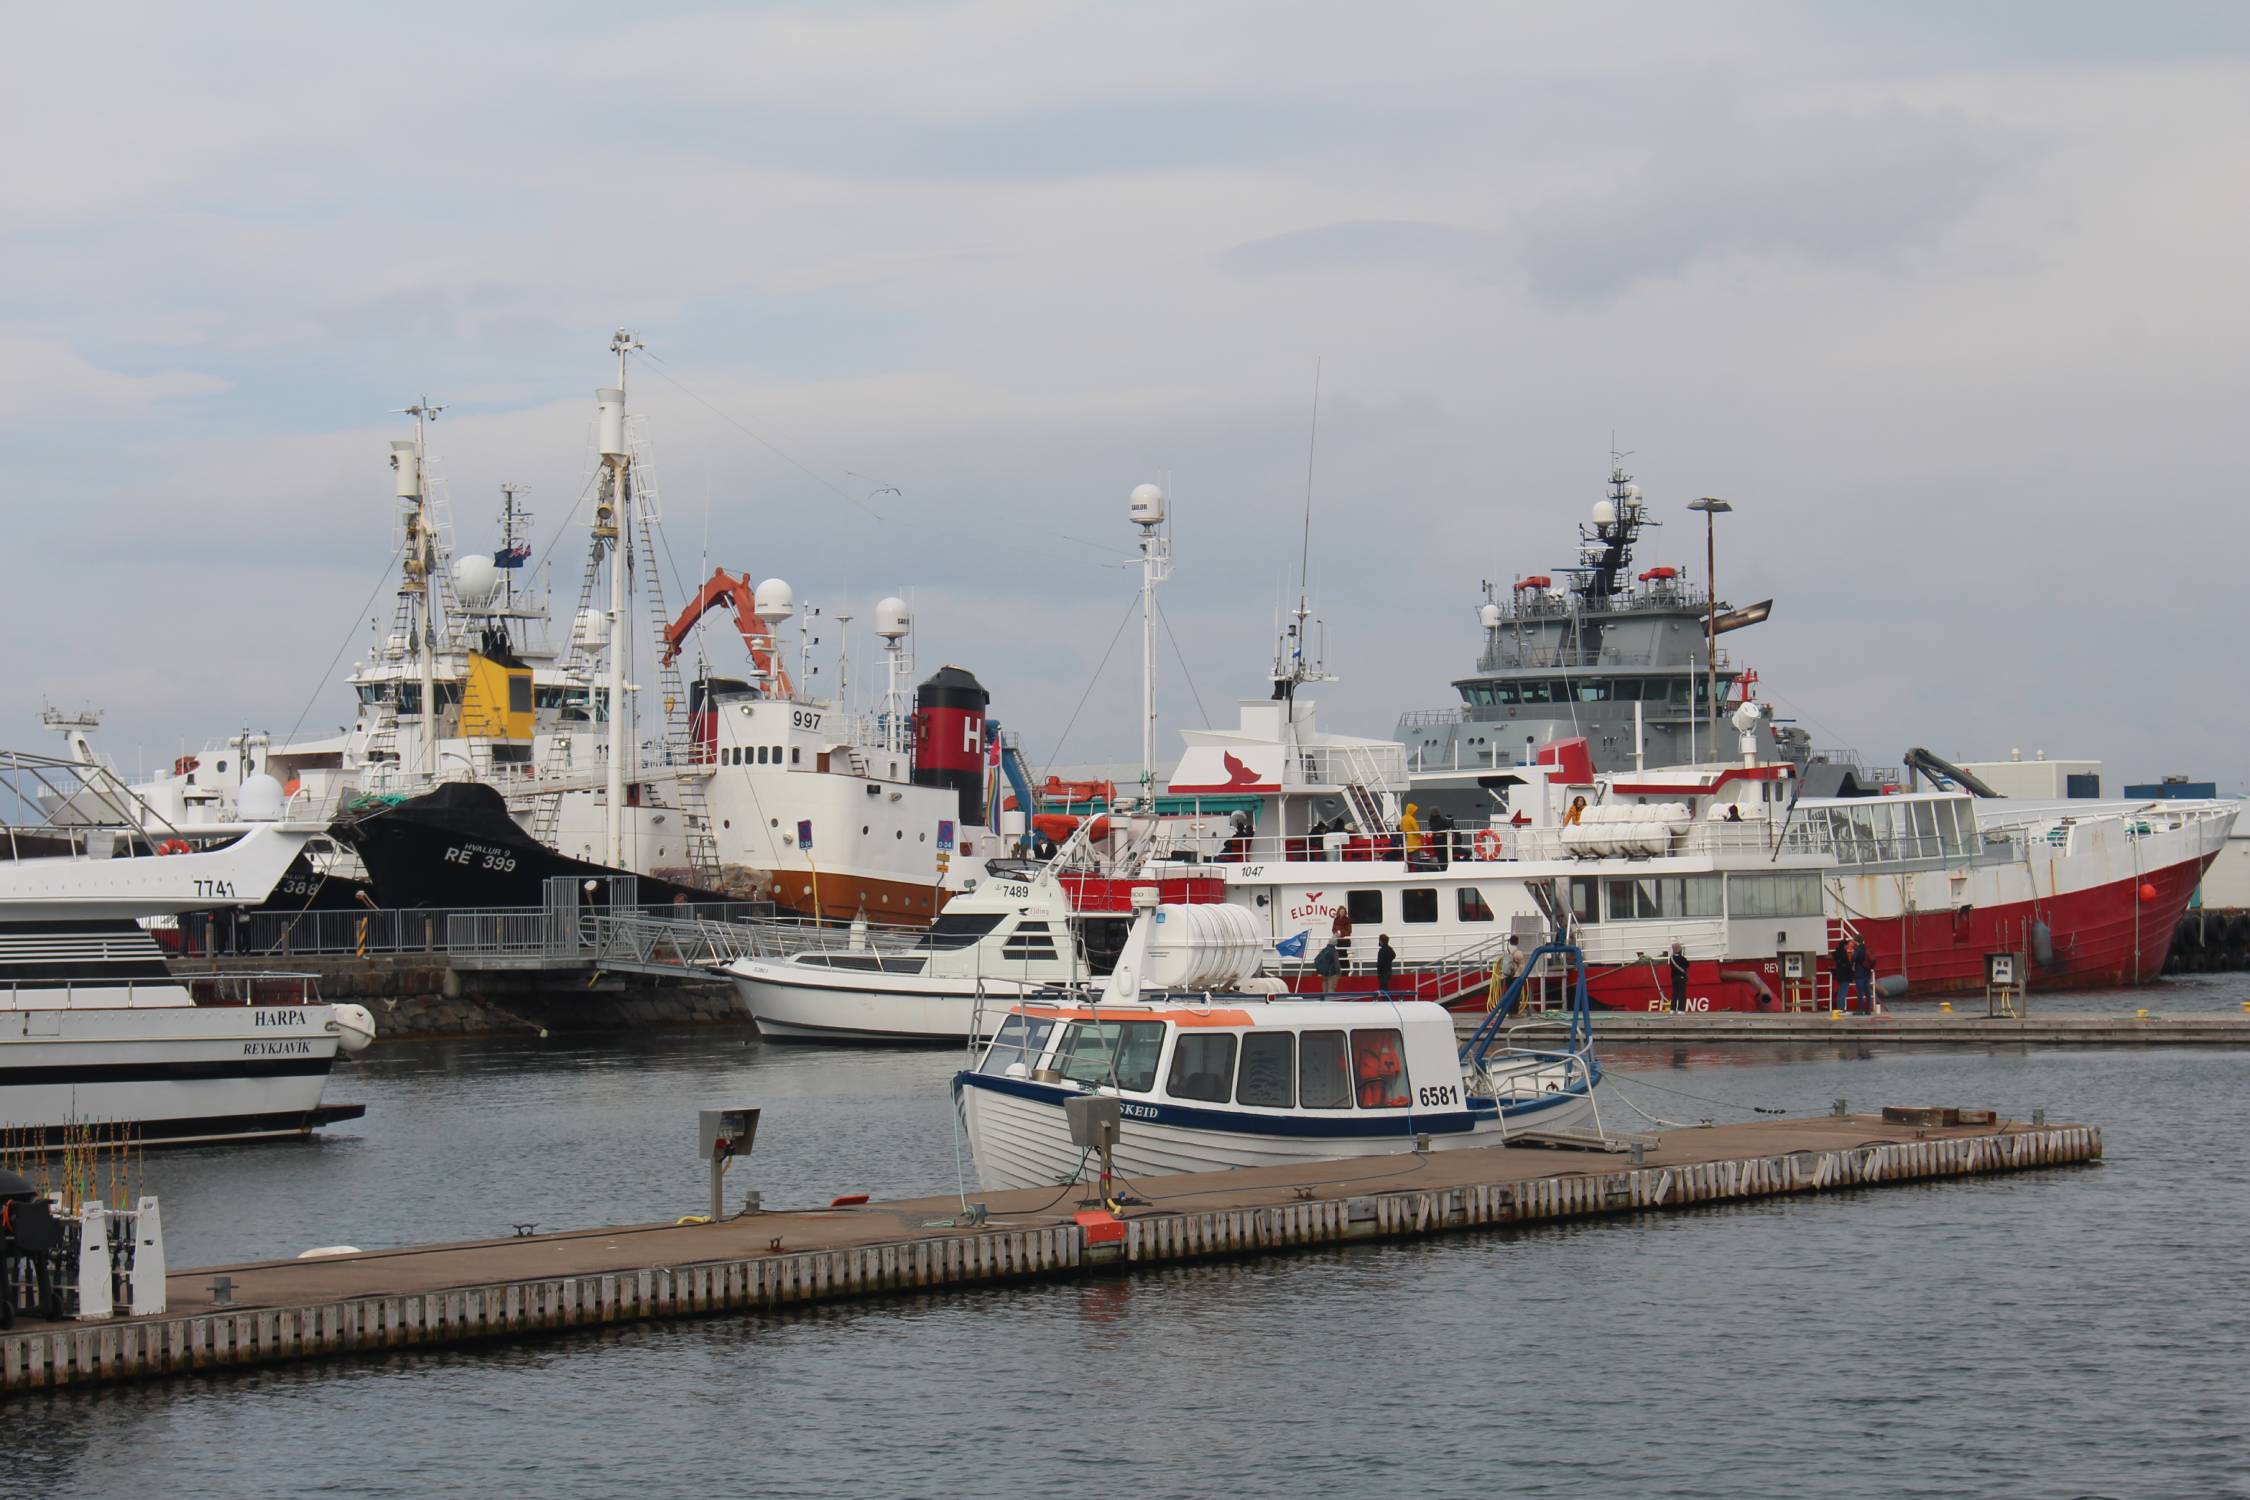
<box><xmin>699</xmin><ymin>1108</ymin><xmax>761</xmax><ymax>1223</ymax></box>
<box><xmin>1686</xmin><ymin>497</ymin><xmax>1732</xmax><ymax>752</ymax></box>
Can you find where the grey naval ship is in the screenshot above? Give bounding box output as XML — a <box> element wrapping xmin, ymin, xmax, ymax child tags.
<box><xmin>1395</xmin><ymin>459</ymin><xmax>1808</xmax><ymax>811</ymax></box>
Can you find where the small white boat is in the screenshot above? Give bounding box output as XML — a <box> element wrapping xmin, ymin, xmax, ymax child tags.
<box><xmin>1</xmin><ymin>751</ymin><xmax>376</xmax><ymax>1147</ymax></box>
<box><xmin>955</xmin><ymin>893</ymin><xmax>1603</xmax><ymax>1190</ymax></box>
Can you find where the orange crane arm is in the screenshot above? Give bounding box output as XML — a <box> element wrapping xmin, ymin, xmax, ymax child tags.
<box><xmin>659</xmin><ymin>567</ymin><xmax>794</xmax><ymax>697</ymax></box>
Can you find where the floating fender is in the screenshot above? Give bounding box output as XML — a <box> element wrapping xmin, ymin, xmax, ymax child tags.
<box><xmin>2030</xmin><ymin>920</ymin><xmax>2056</xmax><ymax>967</ymax></box>
<box><xmin>1875</xmin><ymin>974</ymin><xmax>1909</xmax><ymax>999</ymax></box>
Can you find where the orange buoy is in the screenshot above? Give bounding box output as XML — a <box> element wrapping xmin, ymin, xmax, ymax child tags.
<box><xmin>2139</xmin><ymin>882</ymin><xmax>2158</xmax><ymax>902</ymax></box>
<box><xmin>155</xmin><ymin>839</ymin><xmax>191</xmax><ymax>856</ymax></box>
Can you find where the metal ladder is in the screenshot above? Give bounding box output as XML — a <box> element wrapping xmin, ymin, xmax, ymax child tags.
<box><xmin>1335</xmin><ymin>738</ymin><xmax>1392</xmax><ymax>835</ymax></box>
<box><xmin>627</xmin><ymin>440</ymin><xmax>721</xmax><ymax>886</ymax></box>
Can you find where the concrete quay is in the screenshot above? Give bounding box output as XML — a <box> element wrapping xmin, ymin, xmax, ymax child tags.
<box><xmin>1540</xmin><ymin>1010</ymin><xmax>2250</xmax><ymax>1045</ymax></box>
<box><xmin>0</xmin><ymin>1112</ymin><xmax>2099</xmax><ymax>1394</ymax></box>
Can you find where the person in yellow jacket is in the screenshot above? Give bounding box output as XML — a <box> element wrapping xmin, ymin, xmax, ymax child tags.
<box><xmin>1400</xmin><ymin>802</ymin><xmax>1423</xmax><ymax>857</ymax></box>
<box><xmin>1486</xmin><ymin>935</ymin><xmax>1526</xmax><ymax>1011</ymax></box>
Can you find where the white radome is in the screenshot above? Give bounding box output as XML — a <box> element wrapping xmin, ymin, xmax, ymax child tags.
<box><xmin>1129</xmin><ymin>482</ymin><xmax>1166</xmax><ymax>526</ymax></box>
<box><xmin>875</xmin><ymin>596</ymin><xmax>912</xmax><ymax>640</ymax></box>
<box><xmin>236</xmin><ymin>774</ymin><xmax>285</xmax><ymax>822</ymax></box>
<box><xmin>1478</xmin><ymin>602</ymin><xmax>1503</xmax><ymax>629</ymax></box>
<box><xmin>1592</xmin><ymin>499</ymin><xmax>1617</xmax><ymax>526</ymax></box>
<box><xmin>754</xmin><ymin>578</ymin><xmax>795</xmax><ymax>622</ymax></box>
<box><xmin>452</xmin><ymin>554</ymin><xmax>501</xmax><ymax>609</ymax></box>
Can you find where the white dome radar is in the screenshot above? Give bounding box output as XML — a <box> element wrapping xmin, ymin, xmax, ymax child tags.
<box><xmin>875</xmin><ymin>596</ymin><xmax>913</xmax><ymax>640</ymax></box>
<box><xmin>237</xmin><ymin>774</ymin><xmax>285</xmax><ymax>822</ymax></box>
<box><xmin>452</xmin><ymin>554</ymin><xmax>501</xmax><ymax>610</ymax></box>
<box><xmin>1129</xmin><ymin>482</ymin><xmax>1166</xmax><ymax>527</ymax></box>
<box><xmin>1592</xmin><ymin>499</ymin><xmax>1617</xmax><ymax>527</ymax></box>
<box><xmin>1477</xmin><ymin>602</ymin><xmax>1503</xmax><ymax>630</ymax></box>
<box><xmin>753</xmin><ymin>578</ymin><xmax>795</xmax><ymax>623</ymax></box>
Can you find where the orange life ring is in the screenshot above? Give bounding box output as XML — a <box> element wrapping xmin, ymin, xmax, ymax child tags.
<box><xmin>1474</xmin><ymin>829</ymin><xmax>1503</xmax><ymax>860</ymax></box>
<box><xmin>155</xmin><ymin>839</ymin><xmax>191</xmax><ymax>856</ymax></box>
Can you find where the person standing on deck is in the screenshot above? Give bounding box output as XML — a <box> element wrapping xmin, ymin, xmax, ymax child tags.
<box><xmin>1400</xmin><ymin>803</ymin><xmax>1423</xmax><ymax>860</ymax></box>
<box><xmin>1375</xmin><ymin>933</ymin><xmax>1397</xmax><ymax>996</ymax></box>
<box><xmin>1488</xmin><ymin>935</ymin><xmax>1526</xmax><ymax>1012</ymax></box>
<box><xmin>1564</xmin><ymin>796</ymin><xmax>1588</xmax><ymax>828</ymax></box>
<box><xmin>1831</xmin><ymin>935</ymin><xmax>1853</xmax><ymax>1007</ymax></box>
<box><xmin>1851</xmin><ymin>938</ymin><xmax>1876</xmax><ymax>1014</ymax></box>
<box><xmin>1313</xmin><ymin>940</ymin><xmax>1341</xmax><ymax>995</ymax></box>
<box><xmin>1331</xmin><ymin>906</ymin><xmax>1354</xmax><ymax>977</ymax></box>
<box><xmin>1667</xmin><ymin>941</ymin><xmax>1689</xmax><ymax>1012</ymax></box>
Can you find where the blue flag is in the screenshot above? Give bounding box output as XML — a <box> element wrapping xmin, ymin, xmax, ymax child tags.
<box><xmin>1274</xmin><ymin>931</ymin><xmax>1308</xmax><ymax>960</ymax></box>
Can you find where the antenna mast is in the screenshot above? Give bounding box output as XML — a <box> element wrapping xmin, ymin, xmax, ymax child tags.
<box><xmin>596</xmin><ymin>330</ymin><xmax>641</xmax><ymax>867</ymax></box>
<box><xmin>391</xmin><ymin>398</ymin><xmax>443</xmax><ymax>776</ymax></box>
<box><xmin>1129</xmin><ymin>482</ymin><xmax>1170</xmax><ymax>802</ymax></box>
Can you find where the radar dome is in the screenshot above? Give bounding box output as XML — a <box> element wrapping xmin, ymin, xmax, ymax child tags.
<box><xmin>1477</xmin><ymin>602</ymin><xmax>1503</xmax><ymax>629</ymax></box>
<box><xmin>1129</xmin><ymin>482</ymin><xmax>1165</xmax><ymax>526</ymax></box>
<box><xmin>452</xmin><ymin>554</ymin><xmax>501</xmax><ymax>609</ymax></box>
<box><xmin>237</xmin><ymin>774</ymin><xmax>285</xmax><ymax>822</ymax></box>
<box><xmin>1591</xmin><ymin>499</ymin><xmax>1617</xmax><ymax>526</ymax></box>
<box><xmin>572</xmin><ymin>607</ymin><xmax>609</xmax><ymax>648</ymax></box>
<box><xmin>1623</xmin><ymin>483</ymin><xmax>1642</xmax><ymax>501</ymax></box>
<box><xmin>753</xmin><ymin>578</ymin><xmax>795</xmax><ymax>622</ymax></box>
<box><xmin>875</xmin><ymin>596</ymin><xmax>912</xmax><ymax>640</ymax></box>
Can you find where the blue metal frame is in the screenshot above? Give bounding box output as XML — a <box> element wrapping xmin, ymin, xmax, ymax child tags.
<box><xmin>1456</xmin><ymin>941</ymin><xmax>1594</xmax><ymax>1074</ymax></box>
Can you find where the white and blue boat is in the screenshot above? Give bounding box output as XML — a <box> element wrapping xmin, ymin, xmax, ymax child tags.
<box><xmin>956</xmin><ymin>894</ymin><xmax>1603</xmax><ymax>1191</ymax></box>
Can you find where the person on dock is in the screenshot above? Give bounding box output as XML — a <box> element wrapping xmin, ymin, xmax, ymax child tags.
<box><xmin>1375</xmin><ymin>933</ymin><xmax>1397</xmax><ymax>996</ymax></box>
<box><xmin>1831</xmin><ymin>935</ymin><xmax>1853</xmax><ymax>1005</ymax></box>
<box><xmin>1668</xmin><ymin>941</ymin><xmax>1689</xmax><ymax>1012</ymax></box>
<box><xmin>1488</xmin><ymin>935</ymin><xmax>1526</xmax><ymax>1011</ymax></box>
<box><xmin>1313</xmin><ymin>939</ymin><xmax>1340</xmax><ymax>994</ymax></box>
<box><xmin>1851</xmin><ymin>938</ymin><xmax>1876</xmax><ymax>1014</ymax></box>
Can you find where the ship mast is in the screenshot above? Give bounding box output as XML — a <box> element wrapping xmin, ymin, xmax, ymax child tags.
<box><xmin>596</xmin><ymin>331</ymin><xmax>641</xmax><ymax>868</ymax></box>
<box><xmin>391</xmin><ymin>399</ymin><xmax>443</xmax><ymax>777</ymax></box>
<box><xmin>1129</xmin><ymin>483</ymin><xmax>1169</xmax><ymax>802</ymax></box>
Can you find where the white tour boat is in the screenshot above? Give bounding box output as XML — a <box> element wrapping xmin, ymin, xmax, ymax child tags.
<box><xmin>955</xmin><ymin>891</ymin><xmax>1602</xmax><ymax>1191</ymax></box>
<box><xmin>1</xmin><ymin>753</ymin><xmax>376</xmax><ymax>1147</ymax></box>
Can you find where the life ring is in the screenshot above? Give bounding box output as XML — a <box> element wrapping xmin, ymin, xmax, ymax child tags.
<box><xmin>1474</xmin><ymin>829</ymin><xmax>1503</xmax><ymax>861</ymax></box>
<box><xmin>155</xmin><ymin>839</ymin><xmax>192</xmax><ymax>856</ymax></box>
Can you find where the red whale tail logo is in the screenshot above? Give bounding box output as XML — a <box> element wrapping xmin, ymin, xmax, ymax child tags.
<box><xmin>1221</xmin><ymin>752</ymin><xmax>1261</xmax><ymax>787</ymax></box>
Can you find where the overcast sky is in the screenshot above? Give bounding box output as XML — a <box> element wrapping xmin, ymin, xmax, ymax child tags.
<box><xmin>5</xmin><ymin>2</ymin><xmax>2246</xmax><ymax>791</ymax></box>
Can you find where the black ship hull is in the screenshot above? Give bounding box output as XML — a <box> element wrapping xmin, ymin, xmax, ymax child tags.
<box><xmin>331</xmin><ymin>782</ymin><xmax>719</xmax><ymax>909</ymax></box>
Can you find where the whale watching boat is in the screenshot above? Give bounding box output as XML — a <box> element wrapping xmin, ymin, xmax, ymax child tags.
<box><xmin>955</xmin><ymin>891</ymin><xmax>1603</xmax><ymax>1190</ymax></box>
<box><xmin>2</xmin><ymin>750</ymin><xmax>375</xmax><ymax>1146</ymax></box>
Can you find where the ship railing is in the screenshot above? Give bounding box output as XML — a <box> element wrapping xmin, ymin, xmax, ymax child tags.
<box><xmin>168</xmin><ymin>900</ymin><xmax>777</xmax><ymax>960</ymax></box>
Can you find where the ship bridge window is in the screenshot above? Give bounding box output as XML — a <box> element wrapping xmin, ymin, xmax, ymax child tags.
<box><xmin>1569</xmin><ymin>680</ymin><xmax>1607</xmax><ymax>703</ymax></box>
<box><xmin>977</xmin><ymin>1014</ymin><xmax>1055</xmax><ymax>1076</ymax></box>
<box><xmin>1234</xmin><ymin>1032</ymin><xmax>1295</xmax><ymax>1108</ymax></box>
<box><xmin>1299</xmin><ymin>1030</ymin><xmax>1352</xmax><ymax>1110</ymax></box>
<box><xmin>1610</xmin><ymin>679</ymin><xmax>1642</xmax><ymax>701</ymax></box>
<box><xmin>1165</xmin><ymin>1032</ymin><xmax>1237</xmax><ymax>1104</ymax></box>
<box><xmin>1490</xmin><ymin>682</ymin><xmax>1520</xmax><ymax>706</ymax></box>
<box><xmin>1055</xmin><ymin>1019</ymin><xmax>1163</xmax><ymax>1093</ymax></box>
<box><xmin>1517</xmin><ymin>681</ymin><xmax>1554</xmax><ymax>705</ymax></box>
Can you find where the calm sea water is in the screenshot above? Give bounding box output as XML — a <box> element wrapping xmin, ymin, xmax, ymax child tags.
<box><xmin>18</xmin><ymin>971</ymin><xmax>2250</xmax><ymax>1500</ymax></box>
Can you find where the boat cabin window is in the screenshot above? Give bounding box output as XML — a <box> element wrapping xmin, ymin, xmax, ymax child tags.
<box><xmin>1401</xmin><ymin>888</ymin><xmax>1438</xmax><ymax>923</ymax></box>
<box><xmin>1516</xmin><ymin>680</ymin><xmax>1553</xmax><ymax>705</ymax></box>
<box><xmin>1054</xmin><ymin>1020</ymin><xmax>1164</xmax><ymax>1093</ymax></box>
<box><xmin>1568</xmin><ymin>878</ymin><xmax>1598</xmax><ymax>925</ymax></box>
<box><xmin>1351</xmin><ymin>1028</ymin><xmax>1409</xmax><ymax>1109</ymax></box>
<box><xmin>1299</xmin><ymin>1030</ymin><xmax>1352</xmax><ymax>1110</ymax></box>
<box><xmin>1599</xmin><ymin>875</ymin><xmax>1721</xmax><ymax>921</ymax></box>
<box><xmin>1001</xmin><ymin>920</ymin><xmax>1059</xmax><ymax>960</ymax></box>
<box><xmin>1165</xmin><ymin>1032</ymin><xmax>1238</xmax><ymax>1103</ymax></box>
<box><xmin>1489</xmin><ymin>681</ymin><xmax>1520</xmax><ymax>706</ymax></box>
<box><xmin>1727</xmin><ymin>872</ymin><xmax>1822</xmax><ymax>917</ymax></box>
<box><xmin>1346</xmin><ymin>890</ymin><xmax>1383</xmax><ymax>925</ymax></box>
<box><xmin>977</xmin><ymin>1014</ymin><xmax>1055</xmax><ymax>1076</ymax></box>
<box><xmin>1457</xmin><ymin>887</ymin><xmax>1494</xmax><ymax>922</ymax></box>
<box><xmin>1235</xmin><ymin>1032</ymin><xmax>1295</xmax><ymax>1108</ymax></box>
<box><xmin>926</xmin><ymin>911</ymin><xmax>1004</xmax><ymax>950</ymax></box>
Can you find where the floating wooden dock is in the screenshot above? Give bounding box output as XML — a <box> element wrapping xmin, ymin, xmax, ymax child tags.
<box><xmin>1546</xmin><ymin>1010</ymin><xmax>2250</xmax><ymax>1045</ymax></box>
<box><xmin>0</xmin><ymin>1112</ymin><xmax>2099</xmax><ymax>1394</ymax></box>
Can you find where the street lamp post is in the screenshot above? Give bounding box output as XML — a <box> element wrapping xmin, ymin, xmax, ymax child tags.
<box><xmin>1687</xmin><ymin>496</ymin><xmax>1733</xmax><ymax>756</ymax></box>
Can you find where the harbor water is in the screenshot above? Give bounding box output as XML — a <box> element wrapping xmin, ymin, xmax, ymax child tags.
<box><xmin>20</xmin><ymin>973</ymin><xmax>2250</xmax><ymax>1500</ymax></box>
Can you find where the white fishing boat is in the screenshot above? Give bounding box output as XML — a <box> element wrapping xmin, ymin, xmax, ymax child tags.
<box><xmin>721</xmin><ymin>813</ymin><xmax>1167</xmax><ymax>1043</ymax></box>
<box><xmin>954</xmin><ymin>890</ymin><xmax>1603</xmax><ymax>1191</ymax></box>
<box><xmin>1</xmin><ymin>752</ymin><xmax>375</xmax><ymax>1147</ymax></box>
